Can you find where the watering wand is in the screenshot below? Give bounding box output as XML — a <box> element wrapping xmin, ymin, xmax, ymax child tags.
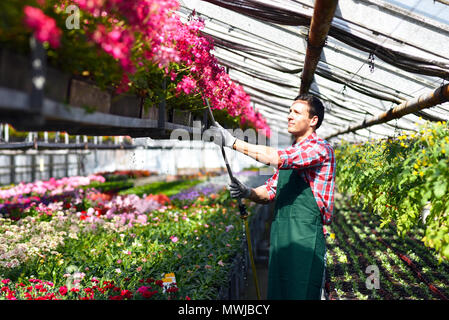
<box><xmin>205</xmin><ymin>99</ymin><xmax>261</xmax><ymax>300</ymax></box>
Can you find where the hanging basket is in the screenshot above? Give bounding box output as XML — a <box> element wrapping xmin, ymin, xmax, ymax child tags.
<box><xmin>0</xmin><ymin>48</ymin><xmax>33</xmax><ymax>94</ymax></box>
<box><xmin>172</xmin><ymin>109</ymin><xmax>192</xmax><ymax>127</ymax></box>
<box><xmin>110</xmin><ymin>94</ymin><xmax>142</xmax><ymax>118</ymax></box>
<box><xmin>141</xmin><ymin>104</ymin><xmax>160</xmax><ymax>120</ymax></box>
<box><xmin>68</xmin><ymin>78</ymin><xmax>111</xmax><ymax>114</ymax></box>
<box><xmin>45</xmin><ymin>66</ymin><xmax>71</xmax><ymax>103</ymax></box>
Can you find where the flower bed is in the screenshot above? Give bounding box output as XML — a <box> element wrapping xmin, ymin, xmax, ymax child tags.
<box><xmin>325</xmin><ymin>195</ymin><xmax>449</xmax><ymax>300</ymax></box>
<box><xmin>335</xmin><ymin>120</ymin><xmax>449</xmax><ymax>260</ymax></box>
<box><xmin>0</xmin><ymin>174</ymin><xmax>255</xmax><ymax>300</ymax></box>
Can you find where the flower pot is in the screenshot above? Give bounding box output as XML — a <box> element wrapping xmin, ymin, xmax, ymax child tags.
<box><xmin>68</xmin><ymin>78</ymin><xmax>111</xmax><ymax>113</ymax></box>
<box><xmin>172</xmin><ymin>109</ymin><xmax>192</xmax><ymax>127</ymax></box>
<box><xmin>141</xmin><ymin>105</ymin><xmax>159</xmax><ymax>120</ymax></box>
<box><xmin>44</xmin><ymin>66</ymin><xmax>70</xmax><ymax>103</ymax></box>
<box><xmin>0</xmin><ymin>48</ymin><xmax>33</xmax><ymax>93</ymax></box>
<box><xmin>110</xmin><ymin>94</ymin><xmax>142</xmax><ymax>118</ymax></box>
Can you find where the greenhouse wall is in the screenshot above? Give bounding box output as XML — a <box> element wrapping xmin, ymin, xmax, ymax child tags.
<box><xmin>83</xmin><ymin>141</ymin><xmax>273</xmax><ymax>176</ymax></box>
<box><xmin>0</xmin><ymin>140</ymin><xmax>276</xmax><ymax>185</ymax></box>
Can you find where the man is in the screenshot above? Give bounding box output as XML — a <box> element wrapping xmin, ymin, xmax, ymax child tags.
<box><xmin>209</xmin><ymin>94</ymin><xmax>336</xmax><ymax>300</ymax></box>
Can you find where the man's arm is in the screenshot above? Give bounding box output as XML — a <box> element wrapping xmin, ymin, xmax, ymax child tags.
<box><xmin>233</xmin><ymin>139</ymin><xmax>280</xmax><ymax>167</ymax></box>
<box><xmin>229</xmin><ymin>178</ymin><xmax>274</xmax><ymax>205</ymax></box>
<box><xmin>248</xmin><ymin>185</ymin><xmax>272</xmax><ymax>205</ymax></box>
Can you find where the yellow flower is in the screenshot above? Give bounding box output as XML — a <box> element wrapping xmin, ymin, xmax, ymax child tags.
<box><xmin>419</xmin><ymin>171</ymin><xmax>424</xmax><ymax>177</ymax></box>
<box><xmin>413</xmin><ymin>164</ymin><xmax>419</xmax><ymax>169</ymax></box>
<box><xmin>412</xmin><ymin>171</ymin><xmax>418</xmax><ymax>176</ymax></box>
<box><xmin>330</xmin><ymin>233</ymin><xmax>335</xmax><ymax>239</ymax></box>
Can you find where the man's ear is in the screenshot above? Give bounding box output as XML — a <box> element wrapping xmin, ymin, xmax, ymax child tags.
<box><xmin>310</xmin><ymin>115</ymin><xmax>319</xmax><ymax>128</ymax></box>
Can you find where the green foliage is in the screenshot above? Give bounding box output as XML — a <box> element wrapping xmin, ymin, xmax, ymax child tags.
<box><xmin>83</xmin><ymin>180</ymin><xmax>134</xmax><ymax>193</ymax></box>
<box><xmin>335</xmin><ymin>120</ymin><xmax>449</xmax><ymax>261</ymax></box>
<box><xmin>119</xmin><ymin>179</ymin><xmax>203</xmax><ymax>197</ymax></box>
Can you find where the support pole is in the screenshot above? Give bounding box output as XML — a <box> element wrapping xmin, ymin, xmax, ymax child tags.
<box><xmin>325</xmin><ymin>83</ymin><xmax>449</xmax><ymax>140</ymax></box>
<box><xmin>10</xmin><ymin>154</ymin><xmax>15</xmax><ymax>185</ymax></box>
<box><xmin>300</xmin><ymin>0</ymin><xmax>338</xmax><ymax>95</ymax></box>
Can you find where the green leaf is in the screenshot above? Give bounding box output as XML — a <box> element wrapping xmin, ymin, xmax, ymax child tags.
<box><xmin>434</xmin><ymin>180</ymin><xmax>447</xmax><ymax>199</ymax></box>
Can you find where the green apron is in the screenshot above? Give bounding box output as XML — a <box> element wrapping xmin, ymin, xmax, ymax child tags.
<box><xmin>267</xmin><ymin>169</ymin><xmax>325</xmax><ymax>300</ymax></box>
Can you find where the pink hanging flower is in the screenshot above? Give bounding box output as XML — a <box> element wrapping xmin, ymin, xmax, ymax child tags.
<box><xmin>176</xmin><ymin>75</ymin><xmax>197</xmax><ymax>95</ymax></box>
<box><xmin>23</xmin><ymin>6</ymin><xmax>61</xmax><ymax>48</ymax></box>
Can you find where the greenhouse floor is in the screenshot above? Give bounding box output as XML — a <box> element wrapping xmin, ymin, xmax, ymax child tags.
<box><xmin>243</xmin><ymin>257</ymin><xmax>269</xmax><ymax>300</ymax></box>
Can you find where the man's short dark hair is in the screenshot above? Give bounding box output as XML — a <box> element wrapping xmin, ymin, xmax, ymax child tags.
<box><xmin>293</xmin><ymin>94</ymin><xmax>325</xmax><ymax>129</ymax></box>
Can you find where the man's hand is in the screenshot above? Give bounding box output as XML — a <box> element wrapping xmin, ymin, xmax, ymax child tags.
<box><xmin>208</xmin><ymin>122</ymin><xmax>236</xmax><ymax>148</ymax></box>
<box><xmin>228</xmin><ymin>178</ymin><xmax>252</xmax><ymax>199</ymax></box>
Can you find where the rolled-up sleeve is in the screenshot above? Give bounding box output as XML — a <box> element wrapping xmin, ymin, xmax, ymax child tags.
<box><xmin>277</xmin><ymin>143</ymin><xmax>327</xmax><ymax>170</ymax></box>
<box><xmin>263</xmin><ymin>168</ymin><xmax>278</xmax><ymax>201</ymax></box>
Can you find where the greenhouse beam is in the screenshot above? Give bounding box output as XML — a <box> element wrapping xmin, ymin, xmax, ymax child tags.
<box><xmin>299</xmin><ymin>0</ymin><xmax>338</xmax><ymax>95</ymax></box>
<box><xmin>324</xmin><ymin>83</ymin><xmax>449</xmax><ymax>140</ymax></box>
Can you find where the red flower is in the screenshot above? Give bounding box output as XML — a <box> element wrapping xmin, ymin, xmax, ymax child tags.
<box><xmin>120</xmin><ymin>290</ymin><xmax>133</xmax><ymax>299</ymax></box>
<box><xmin>58</xmin><ymin>286</ymin><xmax>68</xmax><ymax>296</ymax></box>
<box><xmin>155</xmin><ymin>280</ymin><xmax>163</xmax><ymax>287</ymax></box>
<box><xmin>109</xmin><ymin>295</ymin><xmax>123</xmax><ymax>300</ymax></box>
<box><xmin>167</xmin><ymin>287</ymin><xmax>179</xmax><ymax>293</ymax></box>
<box><xmin>141</xmin><ymin>290</ymin><xmax>157</xmax><ymax>299</ymax></box>
<box><xmin>84</xmin><ymin>287</ymin><xmax>94</xmax><ymax>294</ymax></box>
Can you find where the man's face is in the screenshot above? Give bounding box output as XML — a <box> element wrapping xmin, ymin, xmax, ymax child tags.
<box><xmin>287</xmin><ymin>100</ymin><xmax>317</xmax><ymax>136</ymax></box>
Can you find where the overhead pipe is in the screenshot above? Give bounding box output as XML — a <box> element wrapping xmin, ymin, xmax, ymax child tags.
<box><xmin>325</xmin><ymin>83</ymin><xmax>449</xmax><ymax>140</ymax></box>
<box><xmin>299</xmin><ymin>0</ymin><xmax>338</xmax><ymax>95</ymax></box>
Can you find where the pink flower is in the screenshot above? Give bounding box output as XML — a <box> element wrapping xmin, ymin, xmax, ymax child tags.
<box><xmin>170</xmin><ymin>236</ymin><xmax>178</xmax><ymax>243</ymax></box>
<box><xmin>176</xmin><ymin>76</ymin><xmax>197</xmax><ymax>95</ymax></box>
<box><xmin>23</xmin><ymin>6</ymin><xmax>61</xmax><ymax>48</ymax></box>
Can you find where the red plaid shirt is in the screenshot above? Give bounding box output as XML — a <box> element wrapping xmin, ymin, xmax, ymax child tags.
<box><xmin>264</xmin><ymin>131</ymin><xmax>336</xmax><ymax>225</ymax></box>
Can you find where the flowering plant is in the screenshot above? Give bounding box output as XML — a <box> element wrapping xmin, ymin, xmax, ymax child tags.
<box><xmin>0</xmin><ymin>0</ymin><xmax>270</xmax><ymax>136</ymax></box>
<box><xmin>336</xmin><ymin>120</ymin><xmax>449</xmax><ymax>260</ymax></box>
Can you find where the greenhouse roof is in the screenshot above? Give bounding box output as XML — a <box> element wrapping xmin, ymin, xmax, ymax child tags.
<box><xmin>178</xmin><ymin>0</ymin><xmax>449</xmax><ymax>145</ymax></box>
